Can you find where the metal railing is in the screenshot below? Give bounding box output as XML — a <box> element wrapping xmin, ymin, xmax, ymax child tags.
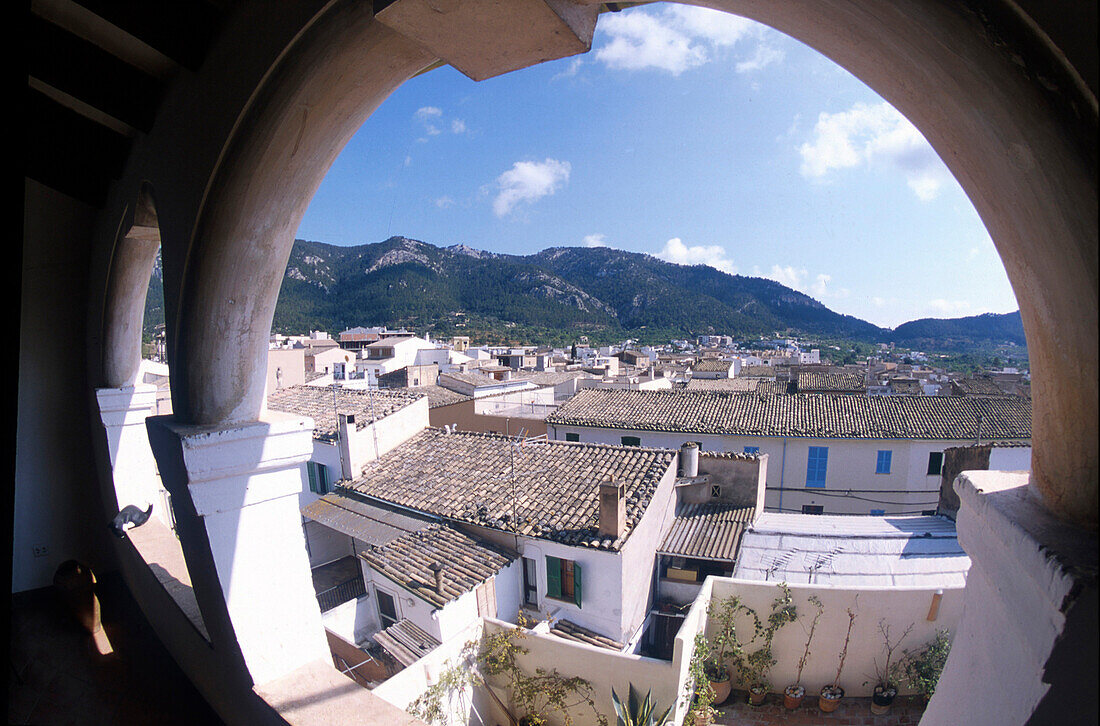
<box><xmin>316</xmin><ymin>577</ymin><xmax>366</xmax><ymax>612</ymax></box>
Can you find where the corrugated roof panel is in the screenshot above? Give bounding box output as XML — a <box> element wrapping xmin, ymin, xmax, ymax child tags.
<box><xmin>658</xmin><ymin>503</ymin><xmax>755</xmax><ymax>561</ymax></box>
<box><xmin>301</xmin><ymin>494</ymin><xmax>433</xmax><ymax>547</ymax></box>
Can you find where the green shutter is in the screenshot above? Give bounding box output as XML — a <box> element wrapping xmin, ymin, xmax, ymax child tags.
<box><xmin>306</xmin><ymin>462</ymin><xmax>318</xmax><ymax>494</ymax></box>
<box><xmin>545</xmin><ymin>556</ymin><xmax>561</xmax><ymax>599</ymax></box>
<box><xmin>318</xmin><ymin>465</ymin><xmax>329</xmax><ymax>494</ymax></box>
<box><xmin>572</xmin><ymin>561</ymin><xmax>582</xmax><ymax>608</ymax></box>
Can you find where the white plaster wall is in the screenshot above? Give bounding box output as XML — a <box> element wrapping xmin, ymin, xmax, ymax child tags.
<box><xmin>989</xmin><ymin>446</ymin><xmax>1032</xmax><ymax>471</ymax></box>
<box><xmin>321</xmin><ymin>594</ymin><xmax>378</xmax><ymax>645</ymax></box>
<box><xmin>548</xmin><ymin>425</ymin><xmax>1007</xmax><ymax>515</ymax></box>
<box><xmin>703</xmin><ymin>577</ymin><xmax>964</xmax><ymax>696</ymax></box>
<box><xmin>363</xmin><ymin>567</ymin><xmax>442</xmax><ymax>640</ymax></box>
<box><xmin>298</xmin><ymin>439</ymin><xmax>341</xmax><ymax>508</ymax></box>
<box><xmin>349</xmin><ymin>396</ymin><xmax>430</xmax><ymax>473</ymax></box>
<box><xmin>493</xmin><ymin>560</ymin><xmax>524</xmax><ymax>624</ymax></box>
<box><xmin>303</xmin><ymin>521</ymin><xmax>353</xmax><ymax>568</ymax></box>
<box><xmin>480</xmin><ymin>618</ymin><xmax>683</xmax><ymax>726</ymax></box>
<box><xmin>618</xmin><ymin>463</ymin><xmax>679</xmax><ymax>639</ymax></box>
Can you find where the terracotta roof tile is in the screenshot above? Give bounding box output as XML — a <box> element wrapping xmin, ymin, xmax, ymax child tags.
<box><xmin>359</xmin><ymin>524</ymin><xmax>515</xmax><ymax>609</ymax></box>
<box><xmin>796</xmin><ymin>372</ymin><xmax>865</xmax><ymax>392</ymax></box>
<box><xmin>266</xmin><ymin>385</ymin><xmax>423</xmax><ymax>442</ymax></box>
<box><xmin>345</xmin><ymin>429</ymin><xmax>676</xmax><ymax>551</ymax></box>
<box><xmin>546</xmin><ymin>388</ymin><xmax>1031</xmax><ymax>440</ymax></box>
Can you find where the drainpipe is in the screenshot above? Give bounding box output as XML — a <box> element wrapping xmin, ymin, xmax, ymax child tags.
<box><xmin>779</xmin><ymin>436</ymin><xmax>787</xmax><ymax>512</ymax></box>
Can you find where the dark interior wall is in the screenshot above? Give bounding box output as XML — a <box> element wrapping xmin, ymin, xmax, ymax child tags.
<box><xmin>15</xmin><ymin>179</ymin><xmax>114</xmax><ymax>592</ymax></box>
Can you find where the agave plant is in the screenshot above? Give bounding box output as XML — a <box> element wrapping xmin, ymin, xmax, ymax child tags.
<box><xmin>611</xmin><ymin>684</ymin><xmax>673</xmax><ymax>726</ymax></box>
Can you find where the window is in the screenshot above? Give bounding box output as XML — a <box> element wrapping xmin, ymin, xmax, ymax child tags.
<box><xmin>376</xmin><ymin>589</ymin><xmax>398</xmax><ymax>628</ymax></box>
<box><xmin>870</xmin><ymin>509</ymin><xmax>886</xmax><ymax>516</ymax></box>
<box><xmin>522</xmin><ymin>557</ymin><xmax>538</xmax><ymax>606</ymax></box>
<box><xmin>802</xmin><ymin>505</ymin><xmax>824</xmax><ymax>515</ymax></box>
<box><xmin>744</xmin><ymin>446</ymin><xmax>760</xmax><ymax>455</ymax></box>
<box><xmin>306</xmin><ymin>462</ymin><xmax>330</xmax><ymax>494</ymax></box>
<box><xmin>876</xmin><ymin>450</ymin><xmax>892</xmax><ymax>474</ymax></box>
<box><xmin>927</xmin><ymin>451</ymin><xmax>944</xmax><ymax>476</ymax></box>
<box><xmin>565</xmin><ymin>432</ymin><xmax>579</xmax><ymax>442</ymax></box>
<box><xmin>545</xmin><ymin>555</ymin><xmax>582</xmax><ymax>607</ymax></box>
<box><xmin>620</xmin><ymin>436</ymin><xmax>641</xmax><ymax>447</ymax></box>
<box><xmin>806</xmin><ymin>446</ymin><xmax>828</xmax><ymax>488</ymax></box>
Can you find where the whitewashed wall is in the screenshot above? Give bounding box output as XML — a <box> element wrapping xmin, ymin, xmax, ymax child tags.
<box><xmin>989</xmin><ymin>446</ymin><xmax>1032</xmax><ymax>471</ymax></box>
<box><xmin>348</xmin><ymin>396</ymin><xmax>430</xmax><ymax>473</ymax></box>
<box><xmin>321</xmin><ymin>594</ymin><xmax>378</xmax><ymax>645</ymax></box>
<box><xmin>547</xmin><ymin>425</ymin><xmax>999</xmax><ymax>515</ymax></box>
<box><xmin>302</xmin><ymin>520</ymin><xmax>353</xmax><ymax>568</ymax></box>
<box><xmin>703</xmin><ymin>577</ymin><xmax>963</xmax><ymax>696</ymax></box>
<box><xmin>618</xmin><ymin>463</ymin><xmax>679</xmax><ymax>639</ymax></box>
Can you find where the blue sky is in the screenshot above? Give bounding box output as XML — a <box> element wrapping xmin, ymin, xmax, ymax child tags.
<box><xmin>295</xmin><ymin>3</ymin><xmax>1019</xmax><ymax>330</ymax></box>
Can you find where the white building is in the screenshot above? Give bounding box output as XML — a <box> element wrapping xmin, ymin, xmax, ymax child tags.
<box><xmin>546</xmin><ymin>389</ymin><xmax>1032</xmax><ymax>516</ymax></box>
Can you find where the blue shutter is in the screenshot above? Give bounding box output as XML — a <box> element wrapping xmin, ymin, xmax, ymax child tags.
<box><xmin>876</xmin><ymin>450</ymin><xmax>892</xmax><ymax>474</ymax></box>
<box><xmin>545</xmin><ymin>556</ymin><xmax>561</xmax><ymax>599</ymax></box>
<box><xmin>806</xmin><ymin>447</ymin><xmax>828</xmax><ymax>488</ymax></box>
<box><xmin>572</xmin><ymin>562</ymin><xmax>582</xmax><ymax>607</ymax></box>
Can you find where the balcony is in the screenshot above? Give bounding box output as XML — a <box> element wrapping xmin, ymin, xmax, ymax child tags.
<box><xmin>311</xmin><ymin>557</ymin><xmax>366</xmax><ymax>613</ymax></box>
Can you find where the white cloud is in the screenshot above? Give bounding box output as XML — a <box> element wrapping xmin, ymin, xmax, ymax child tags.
<box><xmin>583</xmin><ymin>233</ymin><xmax>608</xmax><ymax>248</ymax></box>
<box><xmin>595</xmin><ymin>5</ymin><xmax>778</xmax><ymax>76</ymax></box>
<box><xmin>926</xmin><ymin>299</ymin><xmax>974</xmax><ymax>317</ymax></box>
<box><xmin>552</xmin><ymin>57</ymin><xmax>584</xmax><ymax>81</ymax></box>
<box><xmin>435</xmin><ymin>196</ymin><xmax>455</xmax><ymax>209</ymax></box>
<box><xmin>492</xmin><ymin>158</ymin><xmax>571</xmax><ymax>217</ymax></box>
<box><xmin>798</xmin><ymin>101</ymin><xmax>952</xmax><ymax>200</ymax></box>
<box><xmin>451</xmin><ymin>119</ymin><xmax>467</xmax><ymax>134</ymax></box>
<box><xmin>655</xmin><ymin>238</ymin><xmax>737</xmax><ymax>274</ymax></box>
<box><xmin>764</xmin><ymin>265</ymin><xmax>848</xmax><ymax>300</ymax></box>
<box><xmin>414</xmin><ymin>106</ymin><xmax>442</xmax><ymax>120</ymax></box>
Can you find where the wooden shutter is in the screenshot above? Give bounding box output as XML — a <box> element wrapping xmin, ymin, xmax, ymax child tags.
<box><xmin>572</xmin><ymin>562</ymin><xmax>582</xmax><ymax>608</ymax></box>
<box><xmin>545</xmin><ymin>556</ymin><xmax>561</xmax><ymax>599</ymax></box>
<box><xmin>306</xmin><ymin>462</ymin><xmax>318</xmax><ymax>493</ymax></box>
<box><xmin>475</xmin><ymin>583</ymin><xmax>489</xmax><ymax>617</ymax></box>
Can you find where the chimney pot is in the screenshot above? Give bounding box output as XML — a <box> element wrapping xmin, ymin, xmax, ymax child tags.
<box><xmin>429</xmin><ymin>561</ymin><xmax>445</xmax><ymax>595</ymax></box>
<box><xmin>680</xmin><ymin>441</ymin><xmax>699</xmax><ymax>478</ymax></box>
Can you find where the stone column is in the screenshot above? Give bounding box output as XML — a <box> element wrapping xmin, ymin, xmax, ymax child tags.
<box><xmin>96</xmin><ymin>384</ymin><xmax>172</xmax><ymax>526</ymax></box>
<box><xmin>146</xmin><ymin>410</ymin><xmax>330</xmax><ymax>686</ymax></box>
<box><xmin>921</xmin><ymin>470</ymin><xmax>1098</xmax><ymax>725</ymax></box>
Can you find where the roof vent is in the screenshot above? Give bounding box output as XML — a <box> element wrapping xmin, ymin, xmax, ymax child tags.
<box><xmin>429</xmin><ymin>561</ymin><xmax>445</xmax><ymax>595</ymax></box>
<box><xmin>598</xmin><ymin>479</ymin><xmax>626</xmax><ymax>539</ymax></box>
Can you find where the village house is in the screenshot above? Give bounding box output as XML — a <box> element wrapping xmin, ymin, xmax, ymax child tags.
<box><xmin>690</xmin><ymin>357</ymin><xmax>740</xmax><ymax>379</ymax></box>
<box><xmin>546</xmin><ymin>388</ymin><xmax>1032</xmax><ymax>515</ymax></box>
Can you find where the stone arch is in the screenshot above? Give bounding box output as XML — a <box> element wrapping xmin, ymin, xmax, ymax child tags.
<box><xmin>158</xmin><ymin>0</ymin><xmax>1094</xmax><ymax>525</ymax></box>
<box><xmin>101</xmin><ymin>181</ymin><xmax>162</xmax><ymax>388</ymax></box>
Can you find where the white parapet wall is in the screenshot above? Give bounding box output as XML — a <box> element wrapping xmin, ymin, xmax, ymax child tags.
<box><xmin>703</xmin><ymin>576</ymin><xmax>964</xmax><ymax>697</ymax></box>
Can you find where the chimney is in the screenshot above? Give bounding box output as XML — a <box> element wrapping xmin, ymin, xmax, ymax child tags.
<box><xmin>680</xmin><ymin>441</ymin><xmax>699</xmax><ymax>478</ymax></box>
<box><xmin>429</xmin><ymin>561</ymin><xmax>445</xmax><ymax>595</ymax></box>
<box><xmin>598</xmin><ymin>480</ymin><xmax>626</xmax><ymax>539</ymax></box>
<box><xmin>338</xmin><ymin>414</ymin><xmax>356</xmax><ymax>479</ymax></box>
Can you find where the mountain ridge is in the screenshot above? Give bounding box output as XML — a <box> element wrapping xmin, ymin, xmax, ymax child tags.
<box><xmin>264</xmin><ymin>236</ymin><xmax>1024</xmax><ymax>348</ymax></box>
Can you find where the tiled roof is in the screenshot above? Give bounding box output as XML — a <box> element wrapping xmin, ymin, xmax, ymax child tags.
<box><xmin>302</xmin><ymin>493</ymin><xmax>434</xmax><ymax>547</ymax></box>
<box><xmin>266</xmin><ymin>385</ymin><xmax>423</xmax><ymax>442</ymax></box>
<box><xmin>692</xmin><ymin>359</ymin><xmax>733</xmax><ymax>373</ymax></box>
<box><xmin>546</xmin><ymin>388</ymin><xmax>1032</xmax><ymax>441</ymax></box>
<box><xmin>888</xmin><ymin>378</ymin><xmax>924</xmax><ymax>395</ymax></box>
<box><xmin>514</xmin><ymin>370</ymin><xmax>598</xmax><ymax>386</ymax></box>
<box><xmin>303</xmin><ymin>371</ymin><xmax>328</xmax><ymax>383</ymax></box>
<box><xmin>686</xmin><ymin>378</ymin><xmax>760</xmax><ymax>392</ymax></box>
<box><xmin>381</xmin><ymin>384</ymin><xmax>471</xmax><ymax>409</ymax></box>
<box><xmin>952</xmin><ymin>377</ymin><xmax>1006</xmax><ymax>396</ymax></box>
<box><xmin>358</xmin><ymin>524</ymin><xmax>516</xmax><ymax>608</ymax></box>
<box><xmin>439</xmin><ymin>370</ymin><xmax>512</xmax><ymax>387</ymax></box>
<box><xmin>372</xmin><ymin>619</ymin><xmax>441</xmax><ymax>668</ymax></box>
<box><xmin>548</xmin><ymin>619</ymin><xmax>624</xmax><ymax>651</ymax></box>
<box><xmin>346</xmin><ymin>429</ymin><xmax>676</xmax><ymax>551</ymax></box>
<box><xmin>796</xmin><ymin>372</ymin><xmax>865</xmax><ymax>392</ymax></box>
<box><xmin>658</xmin><ymin>502</ymin><xmax>755</xmax><ymax>562</ymax></box>
<box><xmin>738</xmin><ymin>365</ymin><xmax>777</xmax><ymax>378</ymax></box>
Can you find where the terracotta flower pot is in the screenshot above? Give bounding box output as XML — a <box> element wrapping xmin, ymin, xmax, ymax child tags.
<box><xmin>709</xmin><ymin>677</ymin><xmax>731</xmax><ymax>705</ymax></box>
<box><xmin>819</xmin><ymin>685</ymin><xmax>844</xmax><ymax>713</ymax></box>
<box><xmin>783</xmin><ymin>684</ymin><xmax>805</xmax><ymax>710</ymax></box>
<box><xmin>748</xmin><ymin>685</ymin><xmax>767</xmax><ymax>706</ymax></box>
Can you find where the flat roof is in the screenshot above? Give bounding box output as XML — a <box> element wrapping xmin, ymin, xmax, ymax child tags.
<box><xmin>733</xmin><ymin>513</ymin><xmax>969</xmax><ymax>588</ymax></box>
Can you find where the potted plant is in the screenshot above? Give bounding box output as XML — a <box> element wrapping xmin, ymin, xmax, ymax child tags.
<box><xmin>863</xmin><ymin>619</ymin><xmax>914</xmax><ymax>715</ymax></box>
<box><xmin>704</xmin><ymin>595</ymin><xmax>747</xmax><ymax>705</ymax></box>
<box><xmin>685</xmin><ymin>633</ymin><xmax>719</xmax><ymax>725</ymax></box>
<box><xmin>819</xmin><ymin>608</ymin><xmax>857</xmax><ymax>713</ymax></box>
<box><xmin>902</xmin><ymin>628</ymin><xmax>952</xmax><ymax>705</ymax></box>
<box><xmin>740</xmin><ymin>584</ymin><xmax>798</xmax><ymax>706</ymax></box>
<box><xmin>784</xmin><ymin>595</ymin><xmax>823</xmax><ymax>710</ymax></box>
